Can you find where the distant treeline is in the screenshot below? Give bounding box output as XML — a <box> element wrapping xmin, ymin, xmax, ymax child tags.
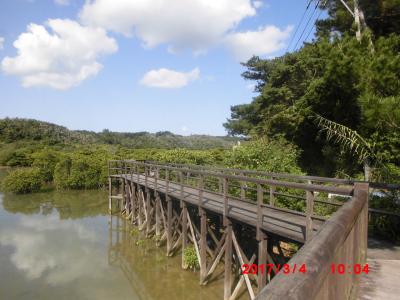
<box><xmin>0</xmin><ymin>118</ymin><xmax>240</xmax><ymax>149</ymax></box>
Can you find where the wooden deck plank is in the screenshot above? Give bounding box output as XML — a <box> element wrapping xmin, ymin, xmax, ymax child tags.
<box><xmin>113</xmin><ymin>174</ymin><xmax>322</xmax><ymax>243</ymax></box>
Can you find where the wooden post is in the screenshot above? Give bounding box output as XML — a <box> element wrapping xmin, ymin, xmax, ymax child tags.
<box><xmin>121</xmin><ymin>177</ymin><xmax>125</xmax><ymax>213</ymax></box>
<box><xmin>224</xmin><ymin>221</ymin><xmax>232</xmax><ymax>300</ymax></box>
<box><xmin>269</xmin><ymin>177</ymin><xmax>275</xmax><ymax>206</ymax></box>
<box><xmin>258</xmin><ymin>234</ymin><xmax>268</xmax><ymax>290</ymax></box>
<box><xmin>145</xmin><ymin>165</ymin><xmax>148</xmax><ymax>186</ymax></box>
<box><xmin>124</xmin><ymin>162</ymin><xmax>129</xmax><ymax>213</ymax></box>
<box><xmin>167</xmin><ymin>195</ymin><xmax>173</xmax><ymax>256</ymax></box>
<box><xmin>256</xmin><ymin>184</ymin><xmax>263</xmax><ymax>240</ymax></box>
<box><xmin>198</xmin><ymin>174</ymin><xmax>204</xmax><ymax>208</ymax></box>
<box><xmin>240</xmin><ymin>172</ymin><xmax>245</xmax><ymax>200</ymax></box>
<box><xmin>306</xmin><ymin>181</ymin><xmax>314</xmax><ymax>241</ymax></box>
<box><xmin>219</xmin><ymin>177</ymin><xmax>223</xmax><ymax>194</ymax></box>
<box><xmin>182</xmin><ymin>201</ymin><xmax>188</xmax><ymax>269</ymax></box>
<box><xmin>108</xmin><ymin>177</ymin><xmax>112</xmax><ymax>213</ymax></box>
<box><xmin>131</xmin><ymin>182</ymin><xmax>136</xmax><ymax>223</ymax></box>
<box><xmin>146</xmin><ymin>189</ymin><xmax>151</xmax><ymax>236</ymax></box>
<box><xmin>166</xmin><ymin>168</ymin><xmax>170</xmax><ymax>195</ymax></box>
<box><xmin>129</xmin><ymin>164</ymin><xmax>134</xmax><ymax>218</ymax></box>
<box><xmin>223</xmin><ymin>177</ymin><xmax>228</xmax><ymax>226</ymax></box>
<box><xmin>199</xmin><ymin>208</ymin><xmax>207</xmax><ymax>284</ymax></box>
<box><xmin>155</xmin><ymin>166</ymin><xmax>158</xmax><ymax>190</ymax></box>
<box><xmin>155</xmin><ymin>194</ymin><xmax>161</xmax><ymax>237</ymax></box>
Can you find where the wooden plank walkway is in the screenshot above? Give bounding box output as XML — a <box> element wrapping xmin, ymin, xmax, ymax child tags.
<box><xmin>359</xmin><ymin>238</ymin><xmax>400</xmax><ymax>300</ymax></box>
<box><xmin>112</xmin><ymin>174</ymin><xmax>323</xmax><ymax>243</ymax></box>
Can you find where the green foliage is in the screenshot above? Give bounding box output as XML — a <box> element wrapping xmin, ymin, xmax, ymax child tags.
<box><xmin>183</xmin><ymin>246</ymin><xmax>199</xmax><ymax>270</ymax></box>
<box><xmin>53</xmin><ymin>156</ymin><xmax>72</xmax><ymax>189</ymax></box>
<box><xmin>54</xmin><ymin>151</ymin><xmax>110</xmax><ymax>190</ymax></box>
<box><xmin>224</xmin><ymin>138</ymin><xmax>303</xmax><ymax>174</ymax></box>
<box><xmin>225</xmin><ymin>34</ymin><xmax>400</xmax><ymax>180</ymax></box>
<box><xmin>369</xmin><ymin>191</ymin><xmax>400</xmax><ymax>241</ymax></box>
<box><xmin>154</xmin><ymin>148</ymin><xmax>225</xmax><ymax>165</ymax></box>
<box><xmin>2</xmin><ymin>168</ymin><xmax>44</xmax><ymax>194</ymax></box>
<box><xmin>31</xmin><ymin>149</ymin><xmax>60</xmax><ymax>182</ymax></box>
<box><xmin>1</xmin><ymin>146</ymin><xmax>35</xmax><ymax>167</ymax></box>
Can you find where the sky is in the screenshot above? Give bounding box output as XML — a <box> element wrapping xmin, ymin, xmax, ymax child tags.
<box><xmin>0</xmin><ymin>0</ymin><xmax>324</xmax><ymax>136</ymax></box>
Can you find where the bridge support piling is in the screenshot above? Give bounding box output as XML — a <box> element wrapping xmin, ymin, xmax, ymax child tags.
<box><xmin>131</xmin><ymin>181</ymin><xmax>137</xmax><ymax>224</ymax></box>
<box><xmin>108</xmin><ymin>177</ymin><xmax>112</xmax><ymax>213</ymax></box>
<box><xmin>224</xmin><ymin>221</ymin><xmax>233</xmax><ymax>300</ymax></box>
<box><xmin>181</xmin><ymin>202</ymin><xmax>188</xmax><ymax>269</ymax></box>
<box><xmin>138</xmin><ymin>188</ymin><xmax>143</xmax><ymax>226</ymax></box>
<box><xmin>166</xmin><ymin>196</ymin><xmax>173</xmax><ymax>256</ymax></box>
<box><xmin>199</xmin><ymin>207</ymin><xmax>207</xmax><ymax>284</ymax></box>
<box><xmin>146</xmin><ymin>188</ymin><xmax>151</xmax><ymax>236</ymax></box>
<box><xmin>155</xmin><ymin>193</ymin><xmax>161</xmax><ymax>238</ymax></box>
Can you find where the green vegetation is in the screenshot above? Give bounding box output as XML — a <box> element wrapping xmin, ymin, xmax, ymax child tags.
<box><xmin>183</xmin><ymin>246</ymin><xmax>199</xmax><ymax>270</ymax></box>
<box><xmin>223</xmin><ymin>138</ymin><xmax>302</xmax><ymax>174</ymax></box>
<box><xmin>0</xmin><ymin>118</ymin><xmax>241</xmax><ymax>193</ymax></box>
<box><xmin>224</xmin><ymin>2</ymin><xmax>400</xmax><ymax>183</ymax></box>
<box><xmin>2</xmin><ymin>168</ymin><xmax>44</xmax><ymax>194</ymax></box>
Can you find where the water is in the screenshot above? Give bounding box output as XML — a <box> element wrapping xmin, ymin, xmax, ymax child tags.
<box><xmin>0</xmin><ymin>186</ymin><xmax>225</xmax><ymax>300</ymax></box>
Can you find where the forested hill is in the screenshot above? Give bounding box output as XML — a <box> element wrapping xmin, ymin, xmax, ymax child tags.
<box><xmin>224</xmin><ymin>0</ymin><xmax>400</xmax><ymax>180</ymax></box>
<box><xmin>0</xmin><ymin>118</ymin><xmax>239</xmax><ymax>149</ymax></box>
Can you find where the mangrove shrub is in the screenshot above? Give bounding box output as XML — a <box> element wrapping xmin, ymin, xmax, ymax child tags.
<box><xmin>2</xmin><ymin>168</ymin><xmax>44</xmax><ymax>193</ymax></box>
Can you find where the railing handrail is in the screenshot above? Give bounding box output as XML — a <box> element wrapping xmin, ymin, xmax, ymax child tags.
<box><xmin>109</xmin><ymin>160</ymin><xmax>354</xmax><ymax>196</ymax></box>
<box><xmin>255</xmin><ymin>182</ymin><xmax>369</xmax><ymax>299</ymax></box>
<box><xmin>109</xmin><ymin>159</ymin><xmax>399</xmax><ymax>190</ymax></box>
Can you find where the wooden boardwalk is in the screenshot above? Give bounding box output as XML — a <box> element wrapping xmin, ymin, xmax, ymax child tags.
<box><xmin>108</xmin><ymin>160</ymin><xmax>369</xmax><ymax>300</ymax></box>
<box><xmin>113</xmin><ymin>173</ymin><xmax>324</xmax><ymax>243</ymax></box>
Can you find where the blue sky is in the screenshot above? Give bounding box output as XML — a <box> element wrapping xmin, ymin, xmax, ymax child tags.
<box><xmin>0</xmin><ymin>0</ymin><xmax>323</xmax><ymax>136</ymax></box>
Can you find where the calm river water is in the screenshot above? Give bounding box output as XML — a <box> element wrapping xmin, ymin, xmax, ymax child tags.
<box><xmin>0</xmin><ymin>177</ymin><xmax>226</xmax><ymax>299</ymax></box>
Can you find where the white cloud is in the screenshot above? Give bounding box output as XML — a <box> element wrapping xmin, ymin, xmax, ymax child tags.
<box><xmin>140</xmin><ymin>67</ymin><xmax>200</xmax><ymax>89</ymax></box>
<box><xmin>54</xmin><ymin>0</ymin><xmax>70</xmax><ymax>5</ymax></box>
<box><xmin>79</xmin><ymin>0</ymin><xmax>258</xmax><ymax>53</ymax></box>
<box><xmin>1</xmin><ymin>19</ymin><xmax>118</xmax><ymax>90</ymax></box>
<box><xmin>224</xmin><ymin>25</ymin><xmax>292</xmax><ymax>61</ymax></box>
<box><xmin>0</xmin><ymin>37</ymin><xmax>4</xmax><ymax>50</ymax></box>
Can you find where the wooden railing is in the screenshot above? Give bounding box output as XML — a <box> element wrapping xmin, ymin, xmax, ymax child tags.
<box><xmin>256</xmin><ymin>182</ymin><xmax>369</xmax><ymax>299</ymax></box>
<box><xmin>141</xmin><ymin>160</ymin><xmax>399</xmax><ymax>189</ymax></box>
<box><xmin>110</xmin><ymin>160</ymin><xmax>398</xmax><ymax>223</ymax></box>
<box><xmin>109</xmin><ymin>160</ymin><xmax>354</xmax><ymax>242</ymax></box>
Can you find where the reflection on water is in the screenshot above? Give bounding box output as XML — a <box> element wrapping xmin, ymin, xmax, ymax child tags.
<box><xmin>108</xmin><ymin>215</ymin><xmax>225</xmax><ymax>300</ymax></box>
<box><xmin>0</xmin><ymin>189</ymin><xmax>224</xmax><ymax>300</ymax></box>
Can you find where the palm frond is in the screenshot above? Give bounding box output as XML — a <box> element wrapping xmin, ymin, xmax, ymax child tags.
<box><xmin>313</xmin><ymin>113</ymin><xmax>373</xmax><ymax>163</ymax></box>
